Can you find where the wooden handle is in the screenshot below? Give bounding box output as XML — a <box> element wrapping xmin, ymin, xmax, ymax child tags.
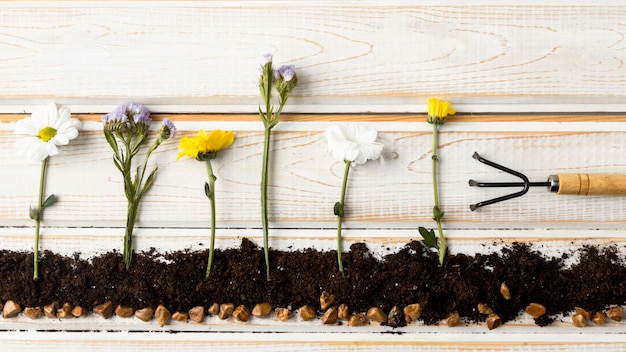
<box><xmin>556</xmin><ymin>173</ymin><xmax>626</xmax><ymax>195</ymax></box>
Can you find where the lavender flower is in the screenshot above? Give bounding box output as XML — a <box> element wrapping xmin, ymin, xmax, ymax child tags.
<box><xmin>127</xmin><ymin>103</ymin><xmax>151</xmax><ymax>127</ymax></box>
<box><xmin>276</xmin><ymin>65</ymin><xmax>296</xmax><ymax>82</ymax></box>
<box><xmin>158</xmin><ymin>118</ymin><xmax>176</xmax><ymax>141</ymax></box>
<box><xmin>263</xmin><ymin>53</ymin><xmax>273</xmax><ymax>64</ymax></box>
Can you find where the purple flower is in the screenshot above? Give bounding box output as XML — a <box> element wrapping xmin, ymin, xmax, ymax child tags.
<box><xmin>126</xmin><ymin>103</ymin><xmax>151</xmax><ymax>127</ymax></box>
<box><xmin>276</xmin><ymin>65</ymin><xmax>296</xmax><ymax>82</ymax></box>
<box><xmin>159</xmin><ymin>118</ymin><xmax>176</xmax><ymax>140</ymax></box>
<box><xmin>263</xmin><ymin>53</ymin><xmax>273</xmax><ymax>64</ymax></box>
<box><xmin>102</xmin><ymin>105</ymin><xmax>129</xmax><ymax>125</ymax></box>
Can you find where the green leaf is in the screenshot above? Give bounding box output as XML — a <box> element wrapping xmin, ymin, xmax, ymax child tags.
<box><xmin>333</xmin><ymin>202</ymin><xmax>344</xmax><ymax>217</ymax></box>
<box><xmin>432</xmin><ymin>205</ymin><xmax>444</xmax><ymax>222</ymax></box>
<box><xmin>138</xmin><ymin>167</ymin><xmax>158</xmax><ymax>199</ymax></box>
<box><xmin>42</xmin><ymin>194</ymin><xmax>56</xmax><ymax>208</ymax></box>
<box><xmin>29</xmin><ymin>206</ymin><xmax>38</xmax><ymax>220</ymax></box>
<box><xmin>418</xmin><ymin>226</ymin><xmax>439</xmax><ymax>249</ymax></box>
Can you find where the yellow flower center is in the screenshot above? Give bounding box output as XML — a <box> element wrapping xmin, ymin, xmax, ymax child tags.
<box><xmin>38</xmin><ymin>127</ymin><xmax>57</xmax><ymax>142</ymax></box>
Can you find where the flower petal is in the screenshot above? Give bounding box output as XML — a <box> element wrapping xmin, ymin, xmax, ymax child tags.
<box><xmin>14</xmin><ymin>118</ymin><xmax>40</xmax><ymax>136</ymax></box>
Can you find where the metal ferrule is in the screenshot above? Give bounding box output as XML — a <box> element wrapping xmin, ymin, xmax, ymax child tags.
<box><xmin>547</xmin><ymin>175</ymin><xmax>560</xmax><ymax>192</ymax></box>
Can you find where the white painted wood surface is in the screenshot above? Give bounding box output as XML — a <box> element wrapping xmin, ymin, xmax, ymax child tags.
<box><xmin>2</xmin><ymin>1</ymin><xmax>626</xmax><ymax>350</ymax></box>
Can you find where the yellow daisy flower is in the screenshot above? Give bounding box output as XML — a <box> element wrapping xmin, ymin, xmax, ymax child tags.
<box><xmin>177</xmin><ymin>129</ymin><xmax>235</xmax><ymax>161</ymax></box>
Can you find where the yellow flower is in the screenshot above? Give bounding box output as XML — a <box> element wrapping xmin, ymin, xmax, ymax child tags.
<box><xmin>177</xmin><ymin>129</ymin><xmax>235</xmax><ymax>161</ymax></box>
<box><xmin>427</xmin><ymin>98</ymin><xmax>456</xmax><ymax>125</ymax></box>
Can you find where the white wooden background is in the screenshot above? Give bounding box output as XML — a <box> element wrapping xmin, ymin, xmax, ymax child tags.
<box><xmin>2</xmin><ymin>1</ymin><xmax>626</xmax><ymax>351</ymax></box>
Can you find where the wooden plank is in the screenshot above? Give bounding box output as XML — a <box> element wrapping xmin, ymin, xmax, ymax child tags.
<box><xmin>3</xmin><ymin>119</ymin><xmax>626</xmax><ymax>228</ymax></box>
<box><xmin>2</xmin><ymin>3</ymin><xmax>626</xmax><ymax>112</ymax></box>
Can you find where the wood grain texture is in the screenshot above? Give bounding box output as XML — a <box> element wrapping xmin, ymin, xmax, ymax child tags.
<box><xmin>2</xmin><ymin>3</ymin><xmax>626</xmax><ymax>112</ymax></box>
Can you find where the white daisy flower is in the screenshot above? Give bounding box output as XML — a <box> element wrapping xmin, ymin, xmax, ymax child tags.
<box><xmin>325</xmin><ymin>123</ymin><xmax>384</xmax><ymax>165</ymax></box>
<box><xmin>14</xmin><ymin>103</ymin><xmax>82</xmax><ymax>161</ymax></box>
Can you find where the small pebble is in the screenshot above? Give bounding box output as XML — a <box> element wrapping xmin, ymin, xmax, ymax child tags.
<box><xmin>43</xmin><ymin>304</ymin><xmax>56</xmax><ymax>318</ymax></box>
<box><xmin>300</xmin><ymin>305</ymin><xmax>316</xmax><ymax>321</ymax></box>
<box><xmin>574</xmin><ymin>307</ymin><xmax>591</xmax><ymax>320</ymax></box>
<box><xmin>274</xmin><ymin>307</ymin><xmax>292</xmax><ymax>322</ymax></box>
<box><xmin>3</xmin><ymin>300</ymin><xmax>21</xmax><ymax>318</ymax></box>
<box><xmin>608</xmin><ymin>306</ymin><xmax>623</xmax><ymax>322</ymax></box>
<box><xmin>188</xmin><ymin>306</ymin><xmax>205</xmax><ymax>323</ymax></box>
<box><xmin>23</xmin><ymin>307</ymin><xmax>44</xmax><ymax>320</ymax></box>
<box><xmin>172</xmin><ymin>311</ymin><xmax>188</xmax><ymax>322</ymax></box>
<box><xmin>233</xmin><ymin>305</ymin><xmax>250</xmax><ymax>322</ymax></box>
<box><xmin>367</xmin><ymin>307</ymin><xmax>387</xmax><ymax>323</ymax></box>
<box><xmin>500</xmin><ymin>283</ymin><xmax>511</xmax><ymax>300</ymax></box>
<box><xmin>403</xmin><ymin>303</ymin><xmax>422</xmax><ymax>323</ymax></box>
<box><xmin>572</xmin><ymin>313</ymin><xmax>586</xmax><ymax>328</ymax></box>
<box><xmin>337</xmin><ymin>304</ymin><xmax>349</xmax><ymax>321</ymax></box>
<box><xmin>71</xmin><ymin>305</ymin><xmax>88</xmax><ymax>318</ymax></box>
<box><xmin>134</xmin><ymin>307</ymin><xmax>154</xmax><ymax>322</ymax></box>
<box><xmin>486</xmin><ymin>314</ymin><xmax>502</xmax><ymax>330</ymax></box>
<box><xmin>321</xmin><ymin>307</ymin><xmax>338</xmax><ymax>325</ymax></box>
<box><xmin>219</xmin><ymin>303</ymin><xmax>234</xmax><ymax>320</ymax></box>
<box><xmin>252</xmin><ymin>302</ymin><xmax>272</xmax><ymax>317</ymax></box>
<box><xmin>348</xmin><ymin>313</ymin><xmax>368</xmax><ymax>327</ymax></box>
<box><xmin>387</xmin><ymin>306</ymin><xmax>402</xmax><ymax>327</ymax></box>
<box><xmin>320</xmin><ymin>291</ymin><xmax>336</xmax><ymax>311</ymax></box>
<box><xmin>592</xmin><ymin>311</ymin><xmax>606</xmax><ymax>325</ymax></box>
<box><xmin>525</xmin><ymin>303</ymin><xmax>546</xmax><ymax>319</ymax></box>
<box><xmin>155</xmin><ymin>304</ymin><xmax>171</xmax><ymax>327</ymax></box>
<box><xmin>57</xmin><ymin>302</ymin><xmax>73</xmax><ymax>319</ymax></box>
<box><xmin>446</xmin><ymin>311</ymin><xmax>460</xmax><ymax>327</ymax></box>
<box><xmin>478</xmin><ymin>303</ymin><xmax>494</xmax><ymax>315</ymax></box>
<box><xmin>115</xmin><ymin>305</ymin><xmax>134</xmax><ymax>318</ymax></box>
<box><xmin>93</xmin><ymin>301</ymin><xmax>114</xmax><ymax>319</ymax></box>
<box><xmin>208</xmin><ymin>303</ymin><xmax>220</xmax><ymax>316</ymax></box>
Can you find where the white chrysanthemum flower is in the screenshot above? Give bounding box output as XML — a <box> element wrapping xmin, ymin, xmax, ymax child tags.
<box><xmin>325</xmin><ymin>124</ymin><xmax>384</xmax><ymax>165</ymax></box>
<box><xmin>14</xmin><ymin>103</ymin><xmax>82</xmax><ymax>161</ymax></box>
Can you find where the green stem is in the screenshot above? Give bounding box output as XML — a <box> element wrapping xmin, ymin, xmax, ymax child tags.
<box><xmin>205</xmin><ymin>160</ymin><xmax>216</xmax><ymax>277</ymax></box>
<box><xmin>431</xmin><ymin>124</ymin><xmax>447</xmax><ymax>266</ymax></box>
<box><xmin>261</xmin><ymin>126</ymin><xmax>272</xmax><ymax>281</ymax></box>
<box><xmin>123</xmin><ymin>200</ymin><xmax>140</xmax><ymax>269</ymax></box>
<box><xmin>33</xmin><ymin>157</ymin><xmax>49</xmax><ymax>281</ymax></box>
<box><xmin>336</xmin><ymin>160</ymin><xmax>351</xmax><ymax>277</ymax></box>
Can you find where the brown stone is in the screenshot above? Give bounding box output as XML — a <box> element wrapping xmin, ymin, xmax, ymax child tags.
<box><xmin>275</xmin><ymin>307</ymin><xmax>292</xmax><ymax>322</ymax></box>
<box><xmin>387</xmin><ymin>306</ymin><xmax>402</xmax><ymax>327</ymax></box>
<box><xmin>575</xmin><ymin>307</ymin><xmax>591</xmax><ymax>320</ymax></box>
<box><xmin>188</xmin><ymin>306</ymin><xmax>205</xmax><ymax>323</ymax></box>
<box><xmin>2</xmin><ymin>300</ymin><xmax>21</xmax><ymax>318</ymax></box>
<box><xmin>337</xmin><ymin>304</ymin><xmax>349</xmax><ymax>321</ymax></box>
<box><xmin>208</xmin><ymin>303</ymin><xmax>220</xmax><ymax>316</ymax></box>
<box><xmin>134</xmin><ymin>307</ymin><xmax>154</xmax><ymax>322</ymax></box>
<box><xmin>592</xmin><ymin>311</ymin><xmax>606</xmax><ymax>325</ymax></box>
<box><xmin>233</xmin><ymin>305</ymin><xmax>250</xmax><ymax>322</ymax></box>
<box><xmin>218</xmin><ymin>303</ymin><xmax>234</xmax><ymax>320</ymax></box>
<box><xmin>525</xmin><ymin>303</ymin><xmax>546</xmax><ymax>319</ymax></box>
<box><xmin>71</xmin><ymin>305</ymin><xmax>88</xmax><ymax>318</ymax></box>
<box><xmin>321</xmin><ymin>307</ymin><xmax>338</xmax><ymax>325</ymax></box>
<box><xmin>500</xmin><ymin>282</ymin><xmax>511</xmax><ymax>300</ymax></box>
<box><xmin>446</xmin><ymin>311</ymin><xmax>460</xmax><ymax>327</ymax></box>
<box><xmin>367</xmin><ymin>307</ymin><xmax>387</xmax><ymax>323</ymax></box>
<box><xmin>478</xmin><ymin>303</ymin><xmax>494</xmax><ymax>315</ymax></box>
<box><xmin>608</xmin><ymin>306</ymin><xmax>623</xmax><ymax>322</ymax></box>
<box><xmin>43</xmin><ymin>304</ymin><xmax>56</xmax><ymax>318</ymax></box>
<box><xmin>57</xmin><ymin>302</ymin><xmax>73</xmax><ymax>319</ymax></box>
<box><xmin>155</xmin><ymin>304</ymin><xmax>171</xmax><ymax>327</ymax></box>
<box><xmin>320</xmin><ymin>291</ymin><xmax>336</xmax><ymax>311</ymax></box>
<box><xmin>23</xmin><ymin>307</ymin><xmax>44</xmax><ymax>320</ymax></box>
<box><xmin>572</xmin><ymin>313</ymin><xmax>586</xmax><ymax>328</ymax></box>
<box><xmin>93</xmin><ymin>301</ymin><xmax>114</xmax><ymax>319</ymax></box>
<box><xmin>115</xmin><ymin>305</ymin><xmax>134</xmax><ymax>318</ymax></box>
<box><xmin>300</xmin><ymin>305</ymin><xmax>316</xmax><ymax>321</ymax></box>
<box><xmin>172</xmin><ymin>311</ymin><xmax>188</xmax><ymax>322</ymax></box>
<box><xmin>486</xmin><ymin>314</ymin><xmax>502</xmax><ymax>330</ymax></box>
<box><xmin>252</xmin><ymin>302</ymin><xmax>272</xmax><ymax>317</ymax></box>
<box><xmin>348</xmin><ymin>313</ymin><xmax>368</xmax><ymax>327</ymax></box>
<box><xmin>403</xmin><ymin>303</ymin><xmax>423</xmax><ymax>323</ymax></box>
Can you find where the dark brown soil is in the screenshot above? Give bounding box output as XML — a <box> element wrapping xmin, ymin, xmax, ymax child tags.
<box><xmin>1</xmin><ymin>238</ymin><xmax>625</xmax><ymax>327</ymax></box>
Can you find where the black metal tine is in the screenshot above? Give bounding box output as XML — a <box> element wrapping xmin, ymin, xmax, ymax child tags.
<box><xmin>469</xmin><ymin>152</ymin><xmax>531</xmax><ymax>211</ymax></box>
<box><xmin>469</xmin><ymin>180</ymin><xmax>551</xmax><ymax>188</ymax></box>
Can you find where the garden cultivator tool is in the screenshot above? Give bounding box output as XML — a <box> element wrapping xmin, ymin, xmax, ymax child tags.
<box><xmin>468</xmin><ymin>152</ymin><xmax>626</xmax><ymax>211</ymax></box>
